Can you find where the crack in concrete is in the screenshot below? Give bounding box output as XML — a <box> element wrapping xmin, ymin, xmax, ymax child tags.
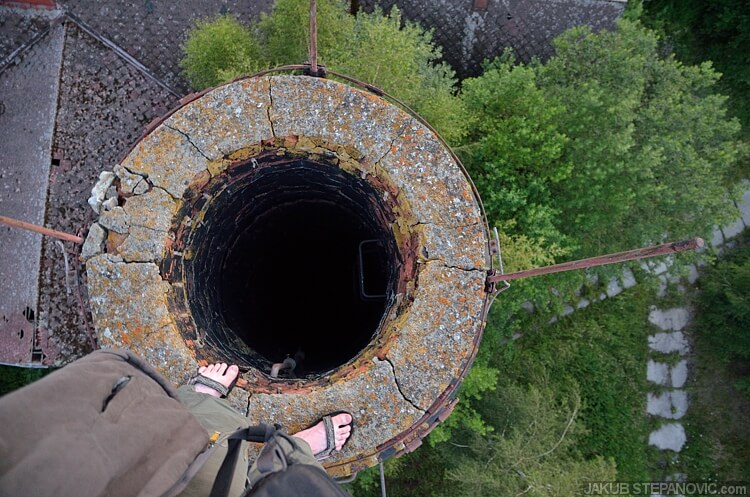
<box><xmin>409</xmin><ymin>220</ymin><xmax>482</xmax><ymax>229</ymax></box>
<box><xmin>374</xmin><ymin>133</ymin><xmax>401</xmax><ymax>166</ymax></box>
<box><xmin>122</xmin><ymin>165</ymin><xmax>148</xmax><ymax>179</ymax></box>
<box><xmin>164</xmin><ymin>123</ymin><xmax>211</xmax><ymax>161</ymax></box>
<box><xmin>379</xmin><ymin>357</ymin><xmax>426</xmax><ymax>413</ymax></box>
<box><xmin>266</xmin><ymin>79</ymin><xmax>276</xmax><ymax>137</ymax></box>
<box><xmin>151</xmin><ymin>185</ymin><xmax>179</xmax><ymax>202</ymax></box>
<box><xmin>421</xmin><ymin>258</ymin><xmax>486</xmax><ymax>273</ymax></box>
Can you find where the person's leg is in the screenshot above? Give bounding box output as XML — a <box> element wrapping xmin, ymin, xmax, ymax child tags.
<box><xmin>176</xmin><ymin>364</ymin><xmax>248</xmax><ymax>497</ymax></box>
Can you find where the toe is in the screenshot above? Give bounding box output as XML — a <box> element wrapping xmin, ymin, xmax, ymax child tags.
<box><xmin>218</xmin><ymin>363</ymin><xmax>228</xmax><ymax>375</ymax></box>
<box><xmin>333</xmin><ymin>413</ymin><xmax>352</xmax><ymax>427</ymax></box>
<box><xmin>198</xmin><ymin>366</ymin><xmax>207</xmax><ymax>374</ymax></box>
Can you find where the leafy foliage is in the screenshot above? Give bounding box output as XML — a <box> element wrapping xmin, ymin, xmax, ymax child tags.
<box><xmin>180</xmin><ymin>15</ymin><xmax>264</xmax><ymax>90</ymax></box>
<box><xmin>461</xmin><ymin>19</ymin><xmax>744</xmax><ymax>262</ymax></box>
<box><xmin>643</xmin><ymin>0</ymin><xmax>750</xmax><ymax>136</ymax></box>
<box><xmin>695</xmin><ymin>232</ymin><xmax>750</xmax><ymax>389</ymax></box>
<box><xmin>447</xmin><ymin>384</ymin><xmax>616</xmax><ymax>497</ymax></box>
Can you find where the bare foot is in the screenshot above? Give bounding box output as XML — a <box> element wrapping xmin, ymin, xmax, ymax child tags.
<box><xmin>194</xmin><ymin>363</ymin><xmax>238</xmax><ymax>398</ymax></box>
<box><xmin>293</xmin><ymin>413</ymin><xmax>353</xmax><ymax>456</ymax></box>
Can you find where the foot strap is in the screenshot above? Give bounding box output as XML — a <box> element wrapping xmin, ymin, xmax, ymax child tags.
<box><xmin>315</xmin><ymin>415</ymin><xmax>337</xmax><ymax>461</ymax></box>
<box><xmin>188</xmin><ymin>374</ymin><xmax>229</xmax><ymax>397</ymax></box>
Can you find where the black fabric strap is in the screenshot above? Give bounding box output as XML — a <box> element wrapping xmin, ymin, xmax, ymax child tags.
<box><xmin>208</xmin><ymin>424</ymin><xmax>276</xmax><ymax>497</ymax></box>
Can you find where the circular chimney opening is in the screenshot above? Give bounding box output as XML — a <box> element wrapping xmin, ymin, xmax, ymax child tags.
<box><xmin>178</xmin><ymin>149</ymin><xmax>399</xmax><ymax>378</ymax></box>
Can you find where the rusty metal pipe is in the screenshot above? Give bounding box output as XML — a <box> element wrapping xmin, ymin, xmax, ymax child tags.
<box><xmin>0</xmin><ymin>214</ymin><xmax>84</xmax><ymax>244</ymax></box>
<box><xmin>487</xmin><ymin>238</ymin><xmax>704</xmax><ymax>283</ymax></box>
<box><xmin>309</xmin><ymin>0</ymin><xmax>318</xmax><ymax>76</ymax></box>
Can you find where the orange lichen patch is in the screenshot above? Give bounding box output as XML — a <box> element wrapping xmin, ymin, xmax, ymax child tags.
<box><xmin>385</xmin><ymin>262</ymin><xmax>486</xmax><ymax>411</ymax></box>
<box><xmin>106</xmin><ymin>231</ymin><xmax>127</xmax><ymax>253</ymax></box>
<box><xmin>120</xmin><ymin>125</ymin><xmax>210</xmax><ymax>199</ymax></box>
<box><xmin>227</xmin><ymin>145</ymin><xmax>262</xmax><ymax>162</ymax></box>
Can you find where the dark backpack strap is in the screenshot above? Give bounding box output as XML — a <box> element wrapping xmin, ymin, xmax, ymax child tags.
<box><xmin>208</xmin><ymin>424</ymin><xmax>276</xmax><ymax>497</ymax></box>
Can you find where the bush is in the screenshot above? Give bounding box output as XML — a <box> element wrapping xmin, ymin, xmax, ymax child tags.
<box><xmin>180</xmin><ymin>15</ymin><xmax>264</xmax><ymax>89</ymax></box>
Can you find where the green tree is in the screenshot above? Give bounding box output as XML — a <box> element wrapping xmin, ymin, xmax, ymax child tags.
<box><xmin>447</xmin><ymin>383</ymin><xmax>616</xmax><ymax>497</ymax></box>
<box><xmin>461</xmin><ymin>19</ymin><xmax>745</xmax><ymax>262</ymax></box>
<box><xmin>643</xmin><ymin>0</ymin><xmax>750</xmax><ymax>136</ymax></box>
<box><xmin>539</xmin><ymin>20</ymin><xmax>744</xmax><ymax>256</ymax></box>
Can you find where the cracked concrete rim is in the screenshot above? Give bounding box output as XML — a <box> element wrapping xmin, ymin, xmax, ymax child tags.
<box><xmin>85</xmin><ymin>75</ymin><xmax>491</xmax><ymax>476</ymax></box>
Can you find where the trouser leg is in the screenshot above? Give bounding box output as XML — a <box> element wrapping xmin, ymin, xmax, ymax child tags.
<box><xmin>175</xmin><ymin>386</ymin><xmax>250</xmax><ymax>497</ymax></box>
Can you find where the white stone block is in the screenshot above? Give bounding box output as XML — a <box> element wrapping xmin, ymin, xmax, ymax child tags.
<box><xmin>621</xmin><ymin>268</ymin><xmax>637</xmax><ymax>288</ymax></box>
<box><xmin>686</xmin><ymin>264</ymin><xmax>699</xmax><ymax>284</ymax></box>
<box><xmin>648</xmin><ymin>331</ymin><xmax>689</xmax><ymax>355</ymax></box>
<box><xmin>649</xmin><ymin>423</ymin><xmax>686</xmax><ymax>451</ymax></box>
<box><xmin>649</xmin><ymin>307</ymin><xmax>690</xmax><ymax>331</ymax></box>
<box><xmin>606</xmin><ymin>276</ymin><xmax>623</xmax><ymax>297</ymax></box>
<box><xmin>647</xmin><ymin>360</ymin><xmax>670</xmax><ymax>386</ymax></box>
<box><xmin>671</xmin><ymin>360</ymin><xmax>688</xmax><ymax>388</ymax></box>
<box><xmin>722</xmin><ymin>217</ymin><xmax>745</xmax><ymax>239</ymax></box>
<box><xmin>711</xmin><ymin>226</ymin><xmax>725</xmax><ymax>247</ymax></box>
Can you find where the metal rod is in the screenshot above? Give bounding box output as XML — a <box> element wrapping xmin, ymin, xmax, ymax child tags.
<box><xmin>309</xmin><ymin>0</ymin><xmax>318</xmax><ymax>76</ymax></box>
<box><xmin>379</xmin><ymin>460</ymin><xmax>387</xmax><ymax>497</ymax></box>
<box><xmin>487</xmin><ymin>238</ymin><xmax>704</xmax><ymax>283</ymax></box>
<box><xmin>0</xmin><ymin>215</ymin><xmax>84</xmax><ymax>244</ymax></box>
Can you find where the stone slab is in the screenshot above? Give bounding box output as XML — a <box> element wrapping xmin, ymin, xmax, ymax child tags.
<box><xmin>379</xmin><ymin>120</ymin><xmax>483</xmax><ymax>228</ymax></box>
<box><xmin>649</xmin><ymin>423</ymin><xmax>686</xmax><ymax>452</ymax></box>
<box><xmin>417</xmin><ymin>222</ymin><xmax>489</xmax><ymax>270</ymax></box>
<box><xmin>606</xmin><ymin>276</ymin><xmax>623</xmax><ymax>297</ymax></box>
<box><xmin>621</xmin><ymin>268</ymin><xmax>637</xmax><ymax>288</ymax></box>
<box><xmin>648</xmin><ymin>307</ymin><xmax>690</xmax><ymax>332</ymax></box>
<box><xmin>710</xmin><ymin>226</ymin><xmax>725</xmax><ymax>247</ymax></box>
<box><xmin>671</xmin><ymin>360</ymin><xmax>688</xmax><ymax>388</ymax></box>
<box><xmin>722</xmin><ymin>217</ymin><xmax>745</xmax><ymax>240</ymax></box>
<box><xmin>647</xmin><ymin>360</ymin><xmax>670</xmax><ymax>386</ymax></box>
<box><xmin>648</xmin><ymin>332</ymin><xmax>689</xmax><ymax>355</ymax></box>
<box><xmin>119</xmin><ymin>125</ymin><xmax>210</xmax><ymax>199</ymax></box>
<box><xmin>686</xmin><ymin>264</ymin><xmax>699</xmax><ymax>284</ymax></box>
<box><xmin>86</xmin><ymin>254</ymin><xmax>194</xmax><ymax>383</ymax></box>
<box><xmin>647</xmin><ymin>390</ymin><xmax>687</xmax><ymax>419</ymax></box>
<box><xmin>165</xmin><ymin>78</ymin><xmax>273</xmax><ymax>161</ymax></box>
<box><xmin>268</xmin><ymin>76</ymin><xmax>410</xmax><ymax>164</ymax></box>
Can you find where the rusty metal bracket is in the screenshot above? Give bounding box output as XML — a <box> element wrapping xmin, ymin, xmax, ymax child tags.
<box><xmin>485</xmin><ymin>226</ymin><xmax>510</xmax><ymax>295</ymax></box>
